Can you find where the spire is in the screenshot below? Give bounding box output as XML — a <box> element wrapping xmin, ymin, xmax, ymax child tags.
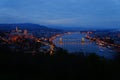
<box><xmin>59</xmin><ymin>38</ymin><xmax>63</xmax><ymax>44</ymax></box>
<box><xmin>16</xmin><ymin>26</ymin><xmax>18</xmax><ymax>32</ymax></box>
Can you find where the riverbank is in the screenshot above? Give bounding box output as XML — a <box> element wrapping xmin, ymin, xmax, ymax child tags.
<box><xmin>53</xmin><ymin>33</ymin><xmax>117</xmax><ymax>59</ymax></box>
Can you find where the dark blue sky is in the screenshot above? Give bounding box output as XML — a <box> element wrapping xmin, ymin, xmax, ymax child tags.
<box><xmin>0</xmin><ymin>0</ymin><xmax>120</xmax><ymax>28</ymax></box>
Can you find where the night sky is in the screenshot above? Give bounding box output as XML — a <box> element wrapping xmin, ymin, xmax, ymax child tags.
<box><xmin>0</xmin><ymin>0</ymin><xmax>120</xmax><ymax>28</ymax></box>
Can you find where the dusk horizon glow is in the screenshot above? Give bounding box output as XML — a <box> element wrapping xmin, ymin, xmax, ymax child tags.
<box><xmin>0</xmin><ymin>0</ymin><xmax>120</xmax><ymax>28</ymax></box>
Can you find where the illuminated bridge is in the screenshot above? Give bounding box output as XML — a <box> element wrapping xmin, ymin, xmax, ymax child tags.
<box><xmin>53</xmin><ymin>37</ymin><xmax>90</xmax><ymax>44</ymax></box>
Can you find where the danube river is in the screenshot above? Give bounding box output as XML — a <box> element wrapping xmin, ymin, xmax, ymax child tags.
<box><xmin>53</xmin><ymin>33</ymin><xmax>117</xmax><ymax>59</ymax></box>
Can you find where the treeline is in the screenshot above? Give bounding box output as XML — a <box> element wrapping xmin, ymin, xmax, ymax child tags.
<box><xmin>0</xmin><ymin>47</ymin><xmax>120</xmax><ymax>80</ymax></box>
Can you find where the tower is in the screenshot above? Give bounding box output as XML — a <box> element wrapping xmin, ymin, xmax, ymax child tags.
<box><xmin>59</xmin><ymin>38</ymin><xmax>63</xmax><ymax>44</ymax></box>
<box><xmin>24</xmin><ymin>29</ymin><xmax>28</xmax><ymax>35</ymax></box>
<box><xmin>16</xmin><ymin>26</ymin><xmax>18</xmax><ymax>32</ymax></box>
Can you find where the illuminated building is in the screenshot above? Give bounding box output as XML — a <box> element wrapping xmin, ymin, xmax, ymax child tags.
<box><xmin>50</xmin><ymin>44</ymin><xmax>54</xmax><ymax>55</ymax></box>
<box><xmin>9</xmin><ymin>27</ymin><xmax>34</xmax><ymax>42</ymax></box>
<box><xmin>24</xmin><ymin>29</ymin><xmax>28</xmax><ymax>35</ymax></box>
<box><xmin>81</xmin><ymin>38</ymin><xmax>85</xmax><ymax>42</ymax></box>
<box><xmin>59</xmin><ymin>38</ymin><xmax>63</xmax><ymax>44</ymax></box>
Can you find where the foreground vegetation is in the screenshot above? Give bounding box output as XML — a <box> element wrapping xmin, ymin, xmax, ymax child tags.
<box><xmin>0</xmin><ymin>47</ymin><xmax>120</xmax><ymax>80</ymax></box>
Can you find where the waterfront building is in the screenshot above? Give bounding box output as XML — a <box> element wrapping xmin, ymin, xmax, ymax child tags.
<box><xmin>9</xmin><ymin>27</ymin><xmax>34</xmax><ymax>42</ymax></box>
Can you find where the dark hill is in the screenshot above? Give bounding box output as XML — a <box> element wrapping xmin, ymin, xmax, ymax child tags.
<box><xmin>0</xmin><ymin>23</ymin><xmax>62</xmax><ymax>32</ymax></box>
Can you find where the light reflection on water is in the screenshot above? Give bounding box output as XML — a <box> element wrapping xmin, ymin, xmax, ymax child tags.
<box><xmin>53</xmin><ymin>33</ymin><xmax>117</xmax><ymax>59</ymax></box>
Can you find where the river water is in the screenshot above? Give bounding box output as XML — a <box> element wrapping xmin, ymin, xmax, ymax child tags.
<box><xmin>53</xmin><ymin>33</ymin><xmax>117</xmax><ymax>59</ymax></box>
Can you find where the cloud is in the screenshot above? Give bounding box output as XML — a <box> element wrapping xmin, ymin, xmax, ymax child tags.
<box><xmin>0</xmin><ymin>0</ymin><xmax>120</xmax><ymax>28</ymax></box>
<box><xmin>40</xmin><ymin>18</ymin><xmax>77</xmax><ymax>25</ymax></box>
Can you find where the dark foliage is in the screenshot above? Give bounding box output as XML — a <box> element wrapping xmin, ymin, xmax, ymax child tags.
<box><xmin>0</xmin><ymin>47</ymin><xmax>120</xmax><ymax>80</ymax></box>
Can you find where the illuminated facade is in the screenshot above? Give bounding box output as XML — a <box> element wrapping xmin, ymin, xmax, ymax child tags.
<box><xmin>9</xmin><ymin>27</ymin><xmax>34</xmax><ymax>42</ymax></box>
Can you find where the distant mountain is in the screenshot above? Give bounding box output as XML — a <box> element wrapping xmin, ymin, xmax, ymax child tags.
<box><xmin>48</xmin><ymin>26</ymin><xmax>94</xmax><ymax>31</ymax></box>
<box><xmin>48</xmin><ymin>25</ymin><xmax>120</xmax><ymax>31</ymax></box>
<box><xmin>0</xmin><ymin>23</ymin><xmax>62</xmax><ymax>32</ymax></box>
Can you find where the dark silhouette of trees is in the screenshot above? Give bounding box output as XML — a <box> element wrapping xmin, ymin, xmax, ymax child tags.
<box><xmin>0</xmin><ymin>46</ymin><xmax>120</xmax><ymax>80</ymax></box>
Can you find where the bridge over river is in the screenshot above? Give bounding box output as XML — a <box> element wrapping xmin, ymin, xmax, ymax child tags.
<box><xmin>53</xmin><ymin>33</ymin><xmax>117</xmax><ymax>59</ymax></box>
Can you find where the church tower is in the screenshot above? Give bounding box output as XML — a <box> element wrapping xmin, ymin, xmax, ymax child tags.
<box><xmin>16</xmin><ymin>26</ymin><xmax>19</xmax><ymax>32</ymax></box>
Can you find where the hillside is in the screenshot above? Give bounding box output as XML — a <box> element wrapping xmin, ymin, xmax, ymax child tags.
<box><xmin>0</xmin><ymin>23</ymin><xmax>62</xmax><ymax>32</ymax></box>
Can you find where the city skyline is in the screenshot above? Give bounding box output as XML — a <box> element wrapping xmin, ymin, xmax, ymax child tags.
<box><xmin>0</xmin><ymin>0</ymin><xmax>120</xmax><ymax>28</ymax></box>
